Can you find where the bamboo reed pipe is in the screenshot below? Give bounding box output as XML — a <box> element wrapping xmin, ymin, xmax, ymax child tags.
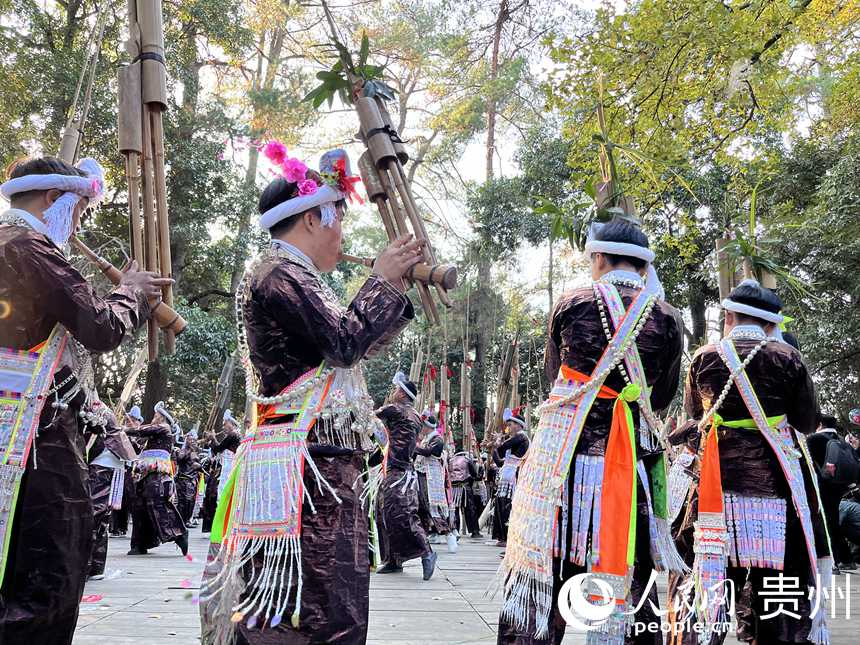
<box><xmin>339</xmin><ymin>254</ymin><xmax>457</xmax><ymax>290</ymax></box>
<box><xmin>148</xmin><ymin>111</ymin><xmax>175</xmax><ymax>354</ymax></box>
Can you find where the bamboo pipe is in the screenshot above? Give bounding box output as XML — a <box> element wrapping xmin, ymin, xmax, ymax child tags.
<box><xmin>388</xmin><ymin>161</ymin><xmax>453</xmax><ymax>308</ymax></box>
<box><xmin>358</xmin><ymin>151</ymin><xmax>438</xmax><ymax>317</ymax></box>
<box><xmin>375</xmin><ymin>167</ymin><xmax>439</xmax><ymax>323</ymax></box>
<box><xmin>148</xmin><ymin>111</ymin><xmax>175</xmax><ymax>354</ymax></box>
<box><xmin>339</xmin><ymin>254</ymin><xmax>458</xmax><ymax>290</ymax></box>
<box><xmin>126</xmin><ymin>153</ymin><xmax>143</xmax><ymax>262</ymax></box>
<box><xmin>70</xmin><ymin>236</ymin><xmax>187</xmax><ymax>335</ymax></box>
<box><xmin>140</xmin><ymin>105</ymin><xmax>159</xmax><ymax>360</ymax></box>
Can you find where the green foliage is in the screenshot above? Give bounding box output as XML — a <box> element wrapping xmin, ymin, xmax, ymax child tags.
<box><xmin>304</xmin><ymin>31</ymin><xmax>395</xmax><ymax>108</ymax></box>
<box><xmin>768</xmin><ymin>133</ymin><xmax>860</xmax><ymax>415</ymax></box>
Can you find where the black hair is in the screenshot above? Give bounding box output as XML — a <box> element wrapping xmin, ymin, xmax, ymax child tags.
<box><xmin>782</xmin><ymin>331</ymin><xmax>801</xmax><ymax>352</ymax></box>
<box><xmin>593</xmin><ymin>218</ymin><xmax>650</xmax><ymax>270</ymax></box>
<box><xmin>258</xmin><ymin>175</ymin><xmax>347</xmax><ymax>237</ymax></box>
<box><xmin>6</xmin><ymin>156</ymin><xmax>86</xmax><ymax>202</ymax></box>
<box><xmin>728</xmin><ymin>281</ymin><xmax>783</xmax><ymax>315</ymax></box>
<box><xmin>818</xmin><ymin>413</ymin><xmax>838</xmax><ymax>429</ymax></box>
<box><xmin>425</xmin><ymin>415</ymin><xmax>438</xmax><ymax>427</ymax></box>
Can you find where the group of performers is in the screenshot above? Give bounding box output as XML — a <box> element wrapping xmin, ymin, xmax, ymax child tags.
<box><xmin>0</xmin><ymin>147</ymin><xmax>836</xmax><ymax>645</ymax></box>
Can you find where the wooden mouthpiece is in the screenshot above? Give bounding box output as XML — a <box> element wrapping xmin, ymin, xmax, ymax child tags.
<box><xmin>70</xmin><ymin>236</ymin><xmax>187</xmax><ymax>336</ymax></box>
<box><xmin>339</xmin><ymin>254</ymin><xmax>457</xmax><ymax>291</ymax></box>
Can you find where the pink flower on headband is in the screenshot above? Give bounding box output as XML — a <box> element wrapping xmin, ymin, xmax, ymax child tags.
<box><xmin>282</xmin><ymin>157</ymin><xmax>308</xmax><ymax>183</ymax></box>
<box><xmin>297</xmin><ymin>179</ymin><xmax>318</xmax><ymax>196</ymax></box>
<box><xmin>262</xmin><ymin>140</ymin><xmax>288</xmax><ymax>166</ymax></box>
<box><xmin>90</xmin><ymin>177</ymin><xmax>104</xmax><ymax>198</ymax></box>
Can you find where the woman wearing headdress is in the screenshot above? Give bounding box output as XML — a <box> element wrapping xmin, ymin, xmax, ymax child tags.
<box><xmin>126</xmin><ymin>401</ymin><xmax>189</xmax><ymax>556</ymax></box>
<box><xmin>0</xmin><ymin>156</ymin><xmax>168</xmax><ymax>643</ymax></box>
<box><xmin>496</xmin><ymin>217</ymin><xmax>686</xmax><ymax>644</ymax></box>
<box><xmin>414</xmin><ymin>412</ymin><xmax>455</xmax><ymax>550</ymax></box>
<box><xmin>175</xmin><ymin>432</ymin><xmax>203</xmax><ymax>528</ymax></box>
<box><xmin>199</xmin><ymin>410</ymin><xmax>242</xmax><ymax>534</ymax></box>
<box><xmin>200</xmin><ymin>147</ymin><xmax>423</xmax><ymax>644</ymax></box>
<box><xmin>491</xmin><ymin>407</ymin><xmax>530</xmax><ymax>547</ymax></box>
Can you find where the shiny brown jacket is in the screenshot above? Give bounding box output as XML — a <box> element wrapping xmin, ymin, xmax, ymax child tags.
<box><xmin>243</xmin><ymin>254</ymin><xmax>414</xmax><ymax>398</ymax></box>
<box><xmin>376</xmin><ymin>402</ymin><xmax>421</xmax><ymax>470</ymax></box>
<box><xmin>0</xmin><ymin>223</ymin><xmax>149</xmax><ymax>643</ymax></box>
<box><xmin>545</xmin><ymin>284</ymin><xmax>684</xmax><ymax>455</ymax></box>
<box><xmin>685</xmin><ymin>337</ymin><xmax>817</xmax><ymax>497</ymax></box>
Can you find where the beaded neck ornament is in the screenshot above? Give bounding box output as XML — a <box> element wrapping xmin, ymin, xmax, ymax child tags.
<box><xmin>234</xmin><ymin>245</ymin><xmax>378</xmax><ymax>450</ymax></box>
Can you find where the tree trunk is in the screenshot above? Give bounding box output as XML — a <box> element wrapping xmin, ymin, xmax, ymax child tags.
<box><xmin>547</xmin><ymin>239</ymin><xmax>554</xmax><ymax>311</ymax></box>
<box><xmin>471</xmin><ymin>1</ymin><xmax>511</xmax><ymax>439</ymax></box>
<box><xmin>689</xmin><ymin>281</ymin><xmax>707</xmax><ymax>347</ymax></box>
<box><xmin>47</xmin><ymin>0</ymin><xmax>85</xmax><ymax>151</ymax></box>
<box><xmin>485</xmin><ymin>0</ymin><xmax>510</xmax><ymax>181</ymax></box>
<box><xmin>229</xmin><ymin>29</ymin><xmax>286</xmax><ymax>293</ymax></box>
<box><xmin>142</xmin><ymin>359</ymin><xmax>169</xmax><ymax>421</ymax></box>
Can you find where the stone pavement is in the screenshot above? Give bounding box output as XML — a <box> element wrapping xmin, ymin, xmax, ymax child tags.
<box><xmin>74</xmin><ymin>530</ymin><xmax>858</xmax><ymax>644</ymax></box>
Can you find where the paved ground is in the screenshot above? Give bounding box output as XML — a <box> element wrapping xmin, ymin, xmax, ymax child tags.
<box><xmin>74</xmin><ymin>530</ymin><xmax>859</xmax><ymax>644</ymax></box>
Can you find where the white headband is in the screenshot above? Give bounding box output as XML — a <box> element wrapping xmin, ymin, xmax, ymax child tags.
<box><xmin>503</xmin><ymin>407</ymin><xmax>525</xmax><ymax>427</ymax></box>
<box><xmin>585</xmin><ymin>222</ymin><xmax>665</xmax><ymax>300</ymax></box>
<box><xmin>258</xmin><ymin>184</ymin><xmax>343</xmax><ymax>231</ymax></box>
<box><xmin>583</xmin><ymin>239</ymin><xmax>655</xmax><ymax>263</ymax></box>
<box><xmin>154</xmin><ymin>400</ymin><xmax>179</xmax><ymax>431</ymax></box>
<box><xmin>1</xmin><ymin>158</ymin><xmax>105</xmax><ymax>247</ymax></box>
<box><xmin>721</xmin><ymin>298</ymin><xmax>784</xmax><ymax>324</ymax></box>
<box><xmin>392</xmin><ymin>371</ymin><xmax>416</xmax><ymax>401</ymax></box>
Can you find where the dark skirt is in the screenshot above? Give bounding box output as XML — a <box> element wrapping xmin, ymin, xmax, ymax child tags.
<box><xmin>200</xmin><ymin>472</ymin><xmax>220</xmax><ymax>533</ymax></box>
<box><xmin>88</xmin><ymin>464</ymin><xmax>115</xmax><ymax>576</ymax></box>
<box><xmin>452</xmin><ymin>482</ymin><xmax>480</xmax><ymax>535</ymax></box>
<box><xmin>497</xmin><ymin>462</ymin><xmax>661</xmax><ymax>645</ymax></box>
<box><xmin>379</xmin><ymin>468</ymin><xmax>429</xmax><ymax>565</ymax></box>
<box><xmin>110</xmin><ymin>464</ymin><xmax>134</xmax><ymax>535</ymax></box>
<box><xmin>668</xmin><ymin>480</ymin><xmax>824</xmax><ymax>644</ymax></box>
<box><xmin>130</xmin><ymin>473</ymin><xmax>187</xmax><ymax>550</ymax></box>
<box><xmin>175</xmin><ymin>473</ymin><xmax>198</xmax><ymax>524</ymax></box>
<box><xmin>0</xmin><ymin>406</ymin><xmax>92</xmax><ymax>645</ymax></box>
<box><xmin>492</xmin><ymin>493</ymin><xmax>512</xmax><ymax>542</ymax></box>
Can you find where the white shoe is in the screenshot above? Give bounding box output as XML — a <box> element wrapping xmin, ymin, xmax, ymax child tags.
<box><xmin>447</xmin><ymin>533</ymin><xmax>458</xmax><ymax>554</ymax></box>
<box><xmin>88</xmin><ymin>573</ymin><xmax>105</xmax><ymax>581</ymax></box>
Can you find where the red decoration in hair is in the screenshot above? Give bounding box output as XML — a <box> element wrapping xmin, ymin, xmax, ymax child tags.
<box><xmin>333</xmin><ymin>158</ymin><xmax>364</xmax><ymax>205</ymax></box>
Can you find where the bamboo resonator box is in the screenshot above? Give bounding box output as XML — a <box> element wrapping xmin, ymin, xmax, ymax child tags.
<box><xmin>353</xmin><ymin>94</ymin><xmax>456</xmax><ymax>325</ymax></box>
<box><xmin>118</xmin><ymin>0</ymin><xmax>182</xmax><ymax>361</ymax></box>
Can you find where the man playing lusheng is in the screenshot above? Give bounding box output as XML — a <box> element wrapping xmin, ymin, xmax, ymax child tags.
<box><xmin>0</xmin><ymin>156</ymin><xmax>168</xmax><ymax>643</ymax></box>
<box><xmin>496</xmin><ymin>217</ymin><xmax>685</xmax><ymax>644</ymax></box>
<box><xmin>375</xmin><ymin>371</ymin><xmax>438</xmax><ymax>579</ymax></box>
<box><xmin>200</xmin><ymin>146</ymin><xmax>423</xmax><ymax>644</ymax></box>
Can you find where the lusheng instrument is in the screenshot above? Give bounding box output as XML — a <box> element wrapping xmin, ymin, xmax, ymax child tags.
<box><xmin>354</xmin><ymin>100</ymin><xmax>455</xmax><ymax>325</ymax></box>
<box><xmin>118</xmin><ymin>0</ymin><xmax>178</xmax><ymax>361</ymax></box>
<box><xmin>313</xmin><ymin>4</ymin><xmax>457</xmax><ymax>326</ymax></box>
<box><xmin>55</xmin><ymin>5</ymin><xmax>186</xmax><ymax>345</ymax></box>
<box><xmin>70</xmin><ymin>236</ymin><xmax>186</xmax><ymax>336</ymax></box>
<box><xmin>339</xmin><ymin>253</ymin><xmax>457</xmax><ymax>290</ymax></box>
